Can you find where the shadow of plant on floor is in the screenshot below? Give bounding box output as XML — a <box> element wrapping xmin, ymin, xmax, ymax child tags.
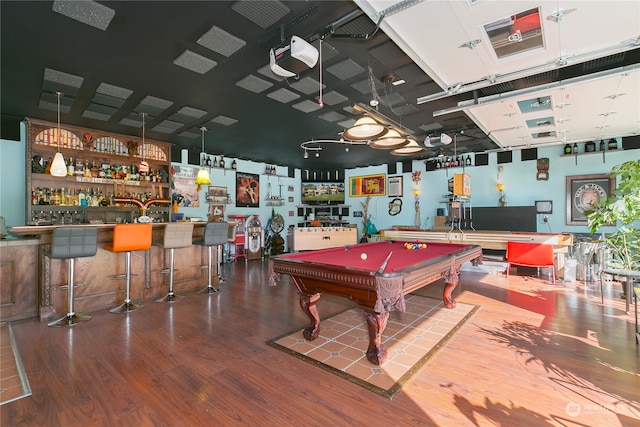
<box><xmin>472</xmin><ymin>321</ymin><xmax>640</xmax><ymax>422</ymax></box>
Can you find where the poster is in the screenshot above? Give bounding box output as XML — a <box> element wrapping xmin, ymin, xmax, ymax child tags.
<box><xmin>172</xmin><ymin>165</ymin><xmax>199</xmax><ymax>207</ymax></box>
<box><xmin>236</xmin><ymin>172</ymin><xmax>260</xmax><ymax>207</ymax></box>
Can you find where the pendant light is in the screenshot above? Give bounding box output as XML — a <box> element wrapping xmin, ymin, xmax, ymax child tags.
<box><xmin>195</xmin><ymin>126</ymin><xmax>211</xmax><ymax>189</ymax></box>
<box><xmin>137</xmin><ymin>112</ymin><xmax>150</xmax><ymax>174</ymax></box>
<box><xmin>50</xmin><ymin>91</ymin><xmax>67</xmax><ymax>177</ymax></box>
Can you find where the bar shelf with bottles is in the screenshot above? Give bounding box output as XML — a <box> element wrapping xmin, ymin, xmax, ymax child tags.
<box><xmin>426</xmin><ymin>154</ymin><xmax>473</xmax><ymax>171</ymax></box>
<box><xmin>203</xmin><ymin>154</ymin><xmax>237</xmax><ymax>171</ymax></box>
<box><xmin>561</xmin><ymin>139</ymin><xmax>618</xmax><ymax>161</ymax></box>
<box><xmin>26</xmin><ymin>118</ymin><xmax>172</xmax><ymax>224</ymax></box>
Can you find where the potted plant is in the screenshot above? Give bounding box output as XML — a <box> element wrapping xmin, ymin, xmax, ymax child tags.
<box><xmin>586</xmin><ymin>159</ymin><xmax>640</xmax><ymax>271</ymax></box>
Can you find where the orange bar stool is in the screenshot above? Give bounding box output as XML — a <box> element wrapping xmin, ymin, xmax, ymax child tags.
<box><xmin>104</xmin><ymin>223</ymin><xmax>153</xmax><ymax>313</ymax></box>
<box><xmin>194</xmin><ymin>221</ymin><xmax>229</xmax><ymax>294</ymax></box>
<box><xmin>155</xmin><ymin>222</ymin><xmax>194</xmax><ymax>303</ymax></box>
<box><xmin>47</xmin><ymin>227</ymin><xmax>98</xmax><ymax>327</ymax></box>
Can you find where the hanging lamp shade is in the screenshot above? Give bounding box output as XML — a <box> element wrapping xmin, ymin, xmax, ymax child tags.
<box><xmin>195</xmin><ymin>168</ymin><xmax>211</xmax><ymax>186</ymax></box>
<box><xmin>370</xmin><ymin>129</ymin><xmax>409</xmax><ymax>149</ymax></box>
<box><xmin>391</xmin><ymin>138</ymin><xmax>425</xmax><ymax>156</ymax></box>
<box><xmin>196</xmin><ymin>125</ymin><xmax>211</xmax><ymax>187</ymax></box>
<box><xmin>50</xmin><ymin>91</ymin><xmax>67</xmax><ymax>177</ymax></box>
<box><xmin>50</xmin><ymin>151</ymin><xmax>67</xmax><ymax>176</ymax></box>
<box><xmin>343</xmin><ymin>116</ymin><xmax>387</xmax><ymax>141</ymax></box>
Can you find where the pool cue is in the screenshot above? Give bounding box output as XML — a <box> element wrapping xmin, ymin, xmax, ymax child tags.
<box><xmin>377</xmin><ymin>251</ymin><xmax>393</xmax><ymax>274</ymax></box>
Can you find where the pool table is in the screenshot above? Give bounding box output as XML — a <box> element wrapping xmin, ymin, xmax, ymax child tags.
<box><xmin>269</xmin><ymin>240</ymin><xmax>482</xmax><ymax>364</ymax></box>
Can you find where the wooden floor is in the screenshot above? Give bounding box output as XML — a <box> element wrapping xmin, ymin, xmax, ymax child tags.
<box><xmin>2</xmin><ymin>260</ymin><xmax>639</xmax><ymax>426</ymax></box>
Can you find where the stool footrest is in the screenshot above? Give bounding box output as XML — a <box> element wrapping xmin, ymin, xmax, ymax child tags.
<box><xmin>53</xmin><ymin>284</ymin><xmax>86</xmax><ymax>291</ymax></box>
<box><xmin>158</xmin><ymin>268</ymin><xmax>180</xmax><ymax>274</ymax></box>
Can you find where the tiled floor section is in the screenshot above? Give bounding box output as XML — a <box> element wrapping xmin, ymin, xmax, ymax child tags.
<box><xmin>268</xmin><ymin>295</ymin><xmax>478</xmax><ymax>398</ymax></box>
<box><xmin>0</xmin><ymin>322</ymin><xmax>30</xmax><ymax>405</ymax></box>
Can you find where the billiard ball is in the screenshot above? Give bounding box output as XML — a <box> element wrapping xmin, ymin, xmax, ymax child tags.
<box><xmin>360</xmin><ymin>253</ymin><xmax>367</xmax><ymax>260</ymax></box>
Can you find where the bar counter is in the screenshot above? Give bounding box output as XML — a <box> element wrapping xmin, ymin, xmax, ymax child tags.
<box><xmin>9</xmin><ymin>222</ymin><xmax>214</xmax><ymax>322</ymax></box>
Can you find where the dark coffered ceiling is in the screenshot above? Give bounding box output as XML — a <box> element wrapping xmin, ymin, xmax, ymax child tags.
<box><xmin>1</xmin><ymin>1</ymin><xmax>638</xmax><ymax>171</ymax></box>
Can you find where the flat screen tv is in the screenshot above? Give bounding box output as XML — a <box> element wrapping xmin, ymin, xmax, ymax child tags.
<box><xmin>301</xmin><ymin>182</ymin><xmax>345</xmax><ymax>205</ymax></box>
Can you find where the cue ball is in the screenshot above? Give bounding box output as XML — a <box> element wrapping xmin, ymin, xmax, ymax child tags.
<box><xmin>360</xmin><ymin>253</ymin><xmax>367</xmax><ymax>260</ymax></box>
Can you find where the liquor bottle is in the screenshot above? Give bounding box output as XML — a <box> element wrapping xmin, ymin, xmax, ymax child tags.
<box><xmin>205</xmin><ymin>156</ymin><xmax>212</xmax><ymax>167</ymax></box>
<box><xmin>599</xmin><ymin>140</ymin><xmax>605</xmax><ymax>151</ymax></box>
<box><xmin>435</xmin><ymin>160</ymin><xmax>441</xmax><ymax>169</ymax></box>
<box><xmin>585</xmin><ymin>141</ymin><xmax>596</xmax><ymax>152</ymax></box>
<box><xmin>78</xmin><ymin>188</ymin><xmax>87</xmax><ymax>206</ymax></box>
<box><xmin>67</xmin><ymin>157</ymin><xmax>75</xmax><ymax>176</ymax></box>
<box><xmin>231</xmin><ymin>159</ymin><xmax>237</xmax><ymax>170</ymax></box>
<box><xmin>213</xmin><ymin>157</ymin><xmax>218</xmax><ymax>168</ymax></box>
<box><xmin>465</xmin><ymin>155</ymin><xmax>472</xmax><ymax>166</ymax></box>
<box><xmin>564</xmin><ymin>144</ymin><xmax>572</xmax><ymax>155</ymax></box>
<box><xmin>572</xmin><ymin>143</ymin><xmax>578</xmax><ymax>154</ymax></box>
<box><xmin>608</xmin><ymin>138</ymin><xmax>618</xmax><ymax>150</ymax></box>
<box><xmin>219</xmin><ymin>155</ymin><xmax>225</xmax><ymax>168</ymax></box>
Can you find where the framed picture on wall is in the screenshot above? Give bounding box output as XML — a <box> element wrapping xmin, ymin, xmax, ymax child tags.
<box><xmin>207</xmin><ymin>186</ymin><xmax>228</xmax><ymax>204</ymax></box>
<box><xmin>210</xmin><ymin>204</ymin><xmax>225</xmax><ymax>222</ymax></box>
<box><xmin>565</xmin><ymin>173</ymin><xmax>615</xmax><ymax>225</ymax></box>
<box><xmin>349</xmin><ymin>173</ymin><xmax>386</xmax><ymax>197</ymax></box>
<box><xmin>388</xmin><ymin>176</ymin><xmax>403</xmax><ymax>197</ymax></box>
<box><xmin>236</xmin><ymin>172</ymin><xmax>260</xmax><ymax>207</ymax></box>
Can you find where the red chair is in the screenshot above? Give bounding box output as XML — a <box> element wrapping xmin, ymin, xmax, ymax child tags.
<box><xmin>506</xmin><ymin>241</ymin><xmax>556</xmax><ymax>284</ymax></box>
<box><xmin>231</xmin><ymin>231</ymin><xmax>247</xmax><ymax>263</ymax></box>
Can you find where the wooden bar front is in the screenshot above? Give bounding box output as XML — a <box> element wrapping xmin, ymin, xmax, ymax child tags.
<box><xmin>10</xmin><ymin>223</ymin><xmax>215</xmax><ymax>321</ymax></box>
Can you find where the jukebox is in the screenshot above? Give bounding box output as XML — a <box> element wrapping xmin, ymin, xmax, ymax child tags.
<box><xmin>244</xmin><ymin>215</ymin><xmax>264</xmax><ymax>261</ymax></box>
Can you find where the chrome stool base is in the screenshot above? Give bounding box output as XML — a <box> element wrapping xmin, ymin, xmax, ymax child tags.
<box><xmin>109</xmin><ymin>301</ymin><xmax>142</xmax><ymax>313</ymax></box>
<box><xmin>197</xmin><ymin>285</ymin><xmax>219</xmax><ymax>294</ymax></box>
<box><xmin>156</xmin><ymin>293</ymin><xmax>185</xmax><ymax>303</ymax></box>
<box><xmin>48</xmin><ymin>312</ymin><xmax>92</xmax><ymax>327</ymax></box>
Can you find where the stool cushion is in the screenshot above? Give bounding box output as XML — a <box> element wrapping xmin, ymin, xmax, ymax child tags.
<box><xmin>195</xmin><ymin>222</ymin><xmax>229</xmax><ymax>246</ymax></box>
<box><xmin>48</xmin><ymin>227</ymin><xmax>98</xmax><ymax>259</ymax></box>
<box><xmin>158</xmin><ymin>223</ymin><xmax>194</xmax><ymax>249</ymax></box>
<box><xmin>105</xmin><ymin>223</ymin><xmax>153</xmax><ymax>253</ymax></box>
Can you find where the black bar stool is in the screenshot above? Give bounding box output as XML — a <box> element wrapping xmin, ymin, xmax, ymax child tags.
<box><xmin>155</xmin><ymin>222</ymin><xmax>194</xmax><ymax>303</ymax></box>
<box><xmin>194</xmin><ymin>221</ymin><xmax>229</xmax><ymax>294</ymax></box>
<box><xmin>104</xmin><ymin>223</ymin><xmax>152</xmax><ymax>313</ymax></box>
<box><xmin>47</xmin><ymin>227</ymin><xmax>98</xmax><ymax>327</ymax></box>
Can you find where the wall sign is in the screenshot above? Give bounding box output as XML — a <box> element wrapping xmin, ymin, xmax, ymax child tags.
<box><xmin>565</xmin><ymin>173</ymin><xmax>615</xmax><ymax>225</ymax></box>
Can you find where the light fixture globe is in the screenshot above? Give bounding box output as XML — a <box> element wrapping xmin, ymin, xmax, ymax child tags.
<box><xmin>195</xmin><ymin>168</ymin><xmax>211</xmax><ymax>186</ymax></box>
<box><xmin>195</xmin><ymin>126</ymin><xmax>211</xmax><ymax>188</ymax></box>
<box><xmin>343</xmin><ymin>115</ymin><xmax>387</xmax><ymax>141</ymax></box>
<box><xmin>50</xmin><ymin>91</ymin><xmax>67</xmax><ymax>177</ymax></box>
<box><xmin>370</xmin><ymin>129</ymin><xmax>409</xmax><ymax>149</ymax></box>
<box><xmin>50</xmin><ymin>151</ymin><xmax>67</xmax><ymax>177</ymax></box>
<box><xmin>391</xmin><ymin>138</ymin><xmax>425</xmax><ymax>156</ymax></box>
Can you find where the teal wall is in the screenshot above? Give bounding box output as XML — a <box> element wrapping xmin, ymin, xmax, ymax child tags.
<box><xmin>0</xmin><ymin>122</ymin><xmax>26</xmax><ymax>229</ymax></box>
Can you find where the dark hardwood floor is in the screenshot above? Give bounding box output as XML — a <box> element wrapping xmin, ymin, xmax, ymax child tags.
<box><xmin>2</xmin><ymin>260</ymin><xmax>639</xmax><ymax>426</ymax></box>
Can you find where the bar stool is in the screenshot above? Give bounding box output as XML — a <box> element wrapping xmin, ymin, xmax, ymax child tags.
<box><xmin>194</xmin><ymin>221</ymin><xmax>228</xmax><ymax>294</ymax></box>
<box><xmin>155</xmin><ymin>222</ymin><xmax>194</xmax><ymax>303</ymax></box>
<box><xmin>104</xmin><ymin>223</ymin><xmax>152</xmax><ymax>313</ymax></box>
<box><xmin>47</xmin><ymin>227</ymin><xmax>98</xmax><ymax>327</ymax></box>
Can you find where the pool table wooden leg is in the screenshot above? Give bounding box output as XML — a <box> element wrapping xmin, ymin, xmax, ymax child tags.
<box><xmin>442</xmin><ymin>263</ymin><xmax>461</xmax><ymax>309</ymax></box>
<box><xmin>299</xmin><ymin>293</ymin><xmax>321</xmax><ymax>341</ymax></box>
<box><xmin>364</xmin><ymin>310</ymin><xmax>389</xmax><ymax>365</ymax></box>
